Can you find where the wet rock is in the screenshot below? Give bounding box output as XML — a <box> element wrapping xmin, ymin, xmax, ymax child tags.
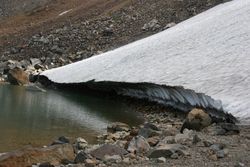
<box><xmin>76</xmin><ymin>137</ymin><xmax>88</xmax><ymax>150</ymax></box>
<box><xmin>148</xmin><ymin>144</ymin><xmax>186</xmax><ymax>158</ymax></box>
<box><xmin>0</xmin><ymin>144</ymin><xmax>74</xmax><ymax>167</ymax></box>
<box><xmin>142</xmin><ymin>19</ymin><xmax>161</xmax><ymax>31</ymax></box>
<box><xmin>7</xmin><ymin>67</ymin><xmax>29</xmax><ymax>85</ymax></box>
<box><xmin>181</xmin><ymin>108</ymin><xmax>212</xmax><ymax>132</ymax></box>
<box><xmin>74</xmin><ymin>151</ymin><xmax>90</xmax><ymax>163</ymax></box>
<box><xmin>107</xmin><ymin>122</ymin><xmax>131</xmax><ymax>133</ymax></box>
<box><xmin>90</xmin><ymin>144</ymin><xmax>128</xmax><ymax>160</ymax></box>
<box><xmin>127</xmin><ymin>136</ymin><xmax>150</xmax><ymax>154</ymax></box>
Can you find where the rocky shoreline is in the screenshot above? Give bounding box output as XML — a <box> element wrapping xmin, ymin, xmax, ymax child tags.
<box><xmin>0</xmin><ymin>105</ymin><xmax>249</xmax><ymax>167</ymax></box>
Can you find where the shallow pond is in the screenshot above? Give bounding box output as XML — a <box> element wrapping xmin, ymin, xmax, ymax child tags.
<box><xmin>0</xmin><ymin>84</ymin><xmax>143</xmax><ymax>152</ymax></box>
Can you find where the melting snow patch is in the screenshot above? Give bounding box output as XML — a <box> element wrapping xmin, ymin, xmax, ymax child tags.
<box><xmin>42</xmin><ymin>0</ymin><xmax>250</xmax><ymax>122</ymax></box>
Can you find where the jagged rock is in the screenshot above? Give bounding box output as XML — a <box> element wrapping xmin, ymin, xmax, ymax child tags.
<box><xmin>7</xmin><ymin>67</ymin><xmax>29</xmax><ymax>85</ymax></box>
<box><xmin>107</xmin><ymin>122</ymin><xmax>131</xmax><ymax>133</ymax></box>
<box><xmin>181</xmin><ymin>108</ymin><xmax>212</xmax><ymax>132</ymax></box>
<box><xmin>127</xmin><ymin>136</ymin><xmax>150</xmax><ymax>154</ymax></box>
<box><xmin>0</xmin><ymin>144</ymin><xmax>74</xmax><ymax>167</ymax></box>
<box><xmin>148</xmin><ymin>144</ymin><xmax>187</xmax><ymax>158</ymax></box>
<box><xmin>90</xmin><ymin>144</ymin><xmax>127</xmax><ymax>160</ymax></box>
<box><xmin>76</xmin><ymin>137</ymin><xmax>88</xmax><ymax>150</ymax></box>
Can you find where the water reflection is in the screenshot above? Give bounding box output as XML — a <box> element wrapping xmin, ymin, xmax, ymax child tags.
<box><xmin>0</xmin><ymin>85</ymin><xmax>143</xmax><ymax>152</ymax></box>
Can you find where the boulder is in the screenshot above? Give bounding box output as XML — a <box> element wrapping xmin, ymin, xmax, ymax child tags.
<box><xmin>0</xmin><ymin>144</ymin><xmax>74</xmax><ymax>167</ymax></box>
<box><xmin>127</xmin><ymin>136</ymin><xmax>150</xmax><ymax>154</ymax></box>
<box><xmin>181</xmin><ymin>108</ymin><xmax>212</xmax><ymax>132</ymax></box>
<box><xmin>90</xmin><ymin>144</ymin><xmax>128</xmax><ymax>160</ymax></box>
<box><xmin>7</xmin><ymin>67</ymin><xmax>29</xmax><ymax>85</ymax></box>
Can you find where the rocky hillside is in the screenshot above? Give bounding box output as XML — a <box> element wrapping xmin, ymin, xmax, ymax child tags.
<box><xmin>0</xmin><ymin>0</ymin><xmax>225</xmax><ymax>71</ymax></box>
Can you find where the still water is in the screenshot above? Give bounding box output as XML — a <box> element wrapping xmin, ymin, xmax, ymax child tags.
<box><xmin>0</xmin><ymin>84</ymin><xmax>143</xmax><ymax>152</ymax></box>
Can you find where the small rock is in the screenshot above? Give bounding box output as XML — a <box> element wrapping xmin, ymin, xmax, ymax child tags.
<box><xmin>170</xmin><ymin>153</ymin><xmax>179</xmax><ymax>159</ymax></box>
<box><xmin>157</xmin><ymin>157</ymin><xmax>166</xmax><ymax>163</ymax></box>
<box><xmin>164</xmin><ymin>22</ymin><xmax>176</xmax><ymax>29</ymax></box>
<box><xmin>148</xmin><ymin>144</ymin><xmax>186</xmax><ymax>158</ymax></box>
<box><xmin>76</xmin><ymin>137</ymin><xmax>88</xmax><ymax>150</ymax></box>
<box><xmin>85</xmin><ymin>159</ymin><xmax>96</xmax><ymax>167</ymax></box>
<box><xmin>39</xmin><ymin>162</ymin><xmax>54</xmax><ymax>167</ymax></box>
<box><xmin>107</xmin><ymin>122</ymin><xmax>131</xmax><ymax>133</ymax></box>
<box><xmin>218</xmin><ymin>123</ymin><xmax>240</xmax><ymax>135</ymax></box>
<box><xmin>147</xmin><ymin>136</ymin><xmax>160</xmax><ymax>147</ymax></box>
<box><xmin>127</xmin><ymin>136</ymin><xmax>150</xmax><ymax>154</ymax></box>
<box><xmin>138</xmin><ymin>123</ymin><xmax>162</xmax><ymax>138</ymax></box>
<box><xmin>142</xmin><ymin>19</ymin><xmax>161</xmax><ymax>31</ymax></box>
<box><xmin>235</xmin><ymin>162</ymin><xmax>245</xmax><ymax>167</ymax></box>
<box><xmin>30</xmin><ymin>58</ymin><xmax>42</xmax><ymax>66</ymax></box>
<box><xmin>104</xmin><ymin>155</ymin><xmax>122</xmax><ymax>163</ymax></box>
<box><xmin>90</xmin><ymin>144</ymin><xmax>128</xmax><ymax>160</ymax></box>
<box><xmin>122</xmin><ymin>157</ymin><xmax>130</xmax><ymax>164</ymax></box>
<box><xmin>74</xmin><ymin>151</ymin><xmax>90</xmax><ymax>163</ymax></box>
<box><xmin>58</xmin><ymin>136</ymin><xmax>70</xmax><ymax>143</ymax></box>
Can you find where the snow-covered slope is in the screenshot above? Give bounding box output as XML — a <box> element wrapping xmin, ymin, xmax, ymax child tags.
<box><xmin>42</xmin><ymin>0</ymin><xmax>250</xmax><ymax>122</ymax></box>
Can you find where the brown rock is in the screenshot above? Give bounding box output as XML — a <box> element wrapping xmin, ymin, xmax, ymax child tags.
<box><xmin>7</xmin><ymin>67</ymin><xmax>29</xmax><ymax>85</ymax></box>
<box><xmin>181</xmin><ymin>108</ymin><xmax>212</xmax><ymax>132</ymax></box>
<box><xmin>107</xmin><ymin>122</ymin><xmax>131</xmax><ymax>133</ymax></box>
<box><xmin>0</xmin><ymin>144</ymin><xmax>74</xmax><ymax>167</ymax></box>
